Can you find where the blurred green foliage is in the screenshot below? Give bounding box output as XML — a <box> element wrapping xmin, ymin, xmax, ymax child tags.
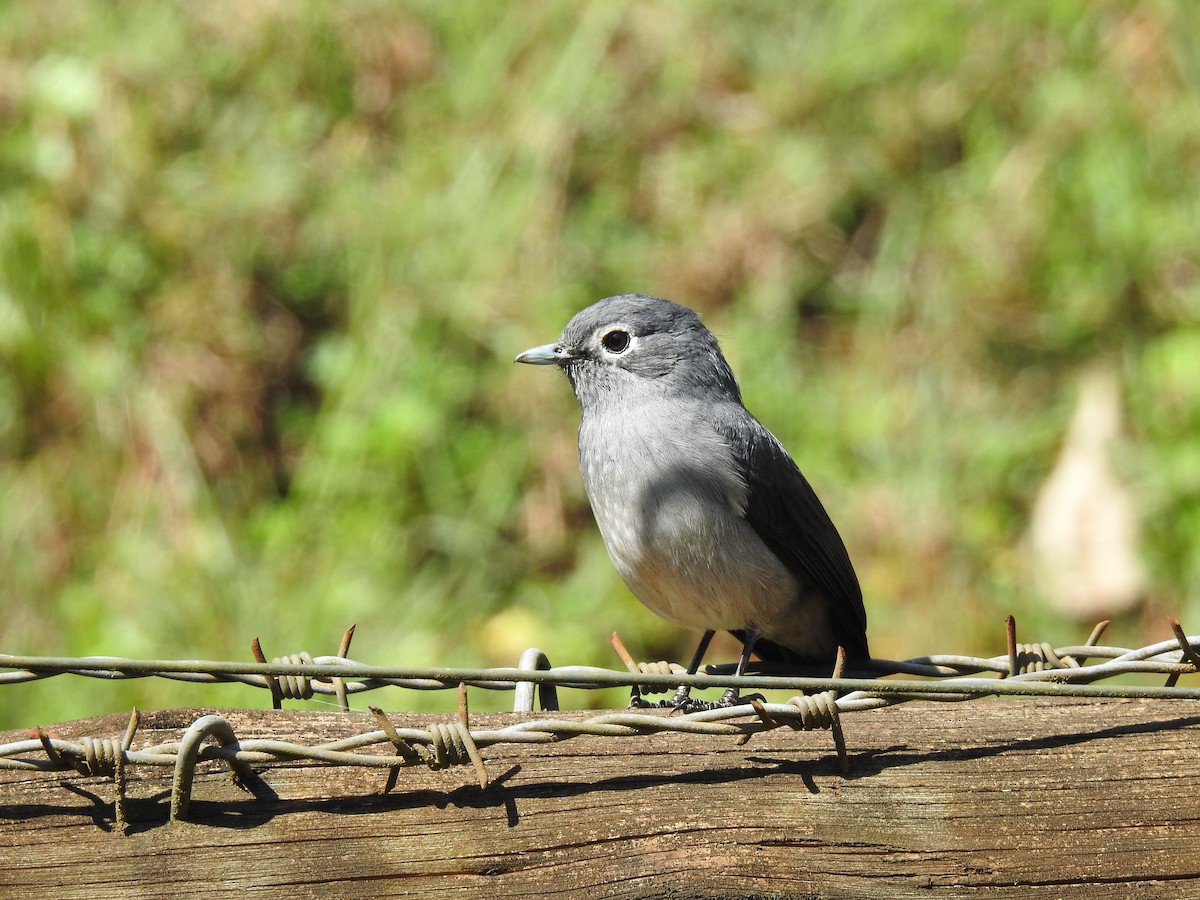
<box><xmin>1</xmin><ymin>1</ymin><xmax>1198</xmax><ymax>727</ymax></box>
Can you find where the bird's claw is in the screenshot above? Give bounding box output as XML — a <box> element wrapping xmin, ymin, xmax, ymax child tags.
<box><xmin>655</xmin><ymin>689</ymin><xmax>766</xmax><ymax>713</ymax></box>
<box><xmin>635</xmin><ymin>678</ymin><xmax>766</xmax><ymax>713</ymax></box>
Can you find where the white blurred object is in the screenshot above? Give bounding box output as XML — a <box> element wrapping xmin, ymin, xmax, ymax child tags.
<box><xmin>1030</xmin><ymin>368</ymin><xmax>1145</xmax><ymax>619</ymax></box>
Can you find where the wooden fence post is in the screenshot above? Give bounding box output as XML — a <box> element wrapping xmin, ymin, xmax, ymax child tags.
<box><xmin>2</xmin><ymin>699</ymin><xmax>1199</xmax><ymax>898</ymax></box>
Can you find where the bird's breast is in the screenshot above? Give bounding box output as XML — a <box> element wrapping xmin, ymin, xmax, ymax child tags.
<box><xmin>577</xmin><ymin>405</ymin><xmax>802</xmax><ymax>634</ymax></box>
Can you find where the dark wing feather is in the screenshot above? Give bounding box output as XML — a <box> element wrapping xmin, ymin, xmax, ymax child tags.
<box><xmin>719</xmin><ymin>409</ymin><xmax>870</xmax><ymax>663</ymax></box>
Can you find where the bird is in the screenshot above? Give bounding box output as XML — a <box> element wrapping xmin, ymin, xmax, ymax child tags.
<box><xmin>515</xmin><ymin>294</ymin><xmax>868</xmax><ymax>707</ymax></box>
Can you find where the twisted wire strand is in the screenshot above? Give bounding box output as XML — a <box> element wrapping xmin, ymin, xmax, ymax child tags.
<box><xmin>76</xmin><ymin>736</ymin><xmax>122</xmax><ymax>777</ymax></box>
<box><xmin>3</xmin><ymin>635</ymin><xmax>1196</xmax><ymax>691</ymax></box>
<box><xmin>272</xmin><ymin>652</ymin><xmax>316</xmax><ymax>700</ymax></box>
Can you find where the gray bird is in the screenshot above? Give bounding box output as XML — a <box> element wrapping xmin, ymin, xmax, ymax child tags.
<box><xmin>516</xmin><ymin>294</ymin><xmax>869</xmax><ymax>707</ymax></box>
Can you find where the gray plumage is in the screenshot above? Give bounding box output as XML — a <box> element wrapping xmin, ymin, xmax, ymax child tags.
<box><xmin>516</xmin><ymin>294</ymin><xmax>869</xmax><ymax>671</ymax></box>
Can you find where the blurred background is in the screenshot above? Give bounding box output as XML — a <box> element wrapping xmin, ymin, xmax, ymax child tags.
<box><xmin>2</xmin><ymin>1</ymin><xmax>1198</xmax><ymax>728</ymax></box>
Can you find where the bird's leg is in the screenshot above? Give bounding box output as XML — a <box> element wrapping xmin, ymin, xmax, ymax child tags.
<box><xmin>719</xmin><ymin>628</ymin><xmax>762</xmax><ymax>707</ymax></box>
<box><xmin>666</xmin><ymin>629</ymin><xmax>764</xmax><ymax>712</ymax></box>
<box><xmin>662</xmin><ymin>630</ymin><xmax>714</xmax><ymax>709</ymax></box>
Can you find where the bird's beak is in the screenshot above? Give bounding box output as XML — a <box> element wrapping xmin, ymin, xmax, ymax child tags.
<box><xmin>514</xmin><ymin>343</ymin><xmax>572</xmax><ymax>366</ymax></box>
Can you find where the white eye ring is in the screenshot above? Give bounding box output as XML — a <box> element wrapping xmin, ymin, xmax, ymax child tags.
<box><xmin>600</xmin><ymin>328</ymin><xmax>632</xmax><ymax>355</ymax></box>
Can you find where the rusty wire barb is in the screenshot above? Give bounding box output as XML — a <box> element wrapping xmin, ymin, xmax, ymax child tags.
<box><xmin>1</xmin><ymin>616</ymin><xmax>1199</xmax><ymax>825</ymax></box>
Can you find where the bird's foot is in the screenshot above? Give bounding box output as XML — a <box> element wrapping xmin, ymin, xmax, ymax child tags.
<box><xmin>626</xmin><ymin>692</ymin><xmax>654</xmax><ymax>709</ymax></box>
<box><xmin>649</xmin><ymin>685</ymin><xmax>700</xmax><ymax>712</ymax></box>
<box><xmin>649</xmin><ymin>684</ymin><xmax>685</xmax><ymax>710</ymax></box>
<box><xmin>718</xmin><ymin>688</ymin><xmax>766</xmax><ymax>708</ymax></box>
<box><xmin>654</xmin><ymin>687</ymin><xmax>766</xmax><ymax>713</ymax></box>
<box><xmin>654</xmin><ymin>696</ymin><xmax>704</xmax><ymax>713</ymax></box>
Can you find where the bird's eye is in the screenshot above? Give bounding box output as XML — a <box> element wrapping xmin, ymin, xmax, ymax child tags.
<box><xmin>601</xmin><ymin>329</ymin><xmax>631</xmax><ymax>354</ymax></box>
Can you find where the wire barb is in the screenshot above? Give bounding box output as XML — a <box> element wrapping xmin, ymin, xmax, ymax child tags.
<box><xmin>31</xmin><ymin>726</ymin><xmax>62</xmax><ymax>766</ymax></box>
<box><xmin>1005</xmin><ymin>615</ymin><xmax>1019</xmax><ymax>678</ymax></box>
<box><xmin>366</xmin><ymin>701</ymin><xmax>489</xmax><ymax>791</ymax></box>
<box><xmin>250</xmin><ymin>637</ymin><xmax>283</xmax><ymax>710</ymax></box>
<box><xmin>332</xmin><ymin>624</ymin><xmax>357</xmax><ymax>712</ymax></box>
<box><xmin>783</xmin><ymin>692</ymin><xmax>848</xmax><ymax>772</ymax></box>
<box><xmin>370</xmin><ymin>704</ymin><xmax>420</xmax><ymax>794</ymax></box>
<box><xmin>1168</xmin><ymin>616</ymin><xmax>1200</xmax><ymax>670</ymax></box>
<box><xmin>611</xmin><ymin>631</ymin><xmax>688</xmax><ymax>701</ymax></box>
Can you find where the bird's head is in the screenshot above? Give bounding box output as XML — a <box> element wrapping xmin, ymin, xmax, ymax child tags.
<box><xmin>515</xmin><ymin>294</ymin><xmax>742</xmax><ymax>409</ymax></box>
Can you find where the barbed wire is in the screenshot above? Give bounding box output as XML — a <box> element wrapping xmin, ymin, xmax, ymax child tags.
<box><xmin>4</xmin><ymin>618</ymin><xmax>1199</xmax><ymax>707</ymax></box>
<box><xmin>2</xmin><ymin>615</ymin><xmax>1198</xmax><ymax>828</ymax></box>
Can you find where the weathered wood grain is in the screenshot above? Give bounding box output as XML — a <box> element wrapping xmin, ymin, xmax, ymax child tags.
<box><xmin>2</xmin><ymin>699</ymin><xmax>1198</xmax><ymax>898</ymax></box>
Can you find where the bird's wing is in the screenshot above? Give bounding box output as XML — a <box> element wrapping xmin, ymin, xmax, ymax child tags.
<box><xmin>718</xmin><ymin>408</ymin><xmax>870</xmax><ymax>661</ymax></box>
